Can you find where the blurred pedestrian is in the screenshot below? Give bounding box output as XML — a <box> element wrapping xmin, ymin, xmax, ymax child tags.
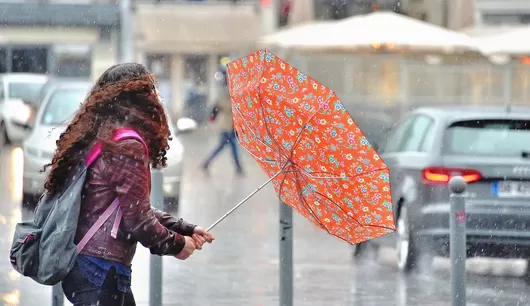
<box><xmin>42</xmin><ymin>63</ymin><xmax>215</xmax><ymax>306</ymax></box>
<box><xmin>201</xmin><ymin>71</ymin><xmax>244</xmax><ymax>176</ymax></box>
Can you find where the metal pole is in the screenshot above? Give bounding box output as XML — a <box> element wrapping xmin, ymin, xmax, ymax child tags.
<box><xmin>399</xmin><ymin>58</ymin><xmax>409</xmax><ymax>120</ymax></box>
<box><xmin>149</xmin><ymin>169</ymin><xmax>164</xmax><ymax>306</ymax></box>
<box><xmin>449</xmin><ymin>176</ymin><xmax>467</xmax><ymax>306</ymax></box>
<box><xmin>119</xmin><ymin>0</ymin><xmax>134</xmax><ymax>63</ymax></box>
<box><xmin>503</xmin><ymin>63</ymin><xmax>513</xmax><ymax>107</ymax></box>
<box><xmin>261</xmin><ymin>0</ymin><xmax>279</xmax><ymax>36</ymax></box>
<box><xmin>279</xmin><ymin>201</ymin><xmax>293</xmax><ymax>306</ymax></box>
<box><xmin>51</xmin><ymin>284</ymin><xmax>64</xmax><ymax>306</ymax></box>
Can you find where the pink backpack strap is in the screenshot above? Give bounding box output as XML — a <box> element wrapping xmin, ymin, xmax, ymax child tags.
<box><xmin>78</xmin><ymin>128</ymin><xmax>148</xmax><ymax>252</ymax></box>
<box><xmin>85</xmin><ymin>128</ymin><xmax>148</xmax><ymax>167</ymax></box>
<box><xmin>76</xmin><ymin>198</ymin><xmax>120</xmax><ymax>253</ymax></box>
<box><xmin>112</xmin><ymin>128</ymin><xmax>149</xmax><ymax>156</ymax></box>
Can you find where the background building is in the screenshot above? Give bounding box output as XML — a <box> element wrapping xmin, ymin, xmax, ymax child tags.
<box><xmin>0</xmin><ymin>2</ymin><xmax>119</xmax><ymax>79</ymax></box>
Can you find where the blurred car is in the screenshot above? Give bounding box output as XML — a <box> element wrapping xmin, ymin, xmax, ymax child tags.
<box><xmin>22</xmin><ymin>81</ymin><xmax>184</xmax><ymax>210</ymax></box>
<box><xmin>347</xmin><ymin>110</ymin><xmax>394</xmax><ymax>151</ymax></box>
<box><xmin>30</xmin><ymin>77</ymin><xmax>89</xmax><ymax>109</ymax></box>
<box><xmin>0</xmin><ymin>73</ymin><xmax>49</xmax><ymax>145</ymax></box>
<box><xmin>354</xmin><ymin>105</ymin><xmax>530</xmax><ymax>276</ymax></box>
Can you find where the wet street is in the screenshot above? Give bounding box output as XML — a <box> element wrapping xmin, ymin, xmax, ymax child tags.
<box><xmin>0</xmin><ymin>127</ymin><xmax>530</xmax><ymax>305</ymax></box>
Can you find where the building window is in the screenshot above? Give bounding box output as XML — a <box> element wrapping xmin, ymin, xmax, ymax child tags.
<box><xmin>52</xmin><ymin>45</ymin><xmax>91</xmax><ymax>78</ymax></box>
<box><xmin>0</xmin><ymin>49</ymin><xmax>7</xmax><ymax>74</ymax></box>
<box><xmin>146</xmin><ymin>54</ymin><xmax>171</xmax><ymax>79</ymax></box>
<box><xmin>12</xmin><ymin>47</ymin><xmax>48</xmax><ymax>74</ymax></box>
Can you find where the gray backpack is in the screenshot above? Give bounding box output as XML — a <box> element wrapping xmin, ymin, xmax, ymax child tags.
<box><xmin>9</xmin><ymin>128</ymin><xmax>146</xmax><ymax>285</ymax></box>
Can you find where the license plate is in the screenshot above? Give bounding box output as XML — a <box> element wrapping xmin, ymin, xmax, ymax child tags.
<box><xmin>492</xmin><ymin>181</ymin><xmax>530</xmax><ymax>198</ymax></box>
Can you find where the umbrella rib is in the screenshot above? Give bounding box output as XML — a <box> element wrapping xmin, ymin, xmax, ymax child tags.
<box><xmin>294</xmin><ymin>169</ymin><xmax>395</xmax><ymax>232</ymax></box>
<box><xmin>278</xmin><ymin>168</ymin><xmax>330</xmax><ymax>234</ymax></box>
<box><xmin>281</xmin><ymin>93</ymin><xmax>390</xmax><ymax>180</ymax></box>
<box><xmin>257</xmin><ymin>88</ymin><xmax>291</xmax><ymax>167</ymax></box>
<box><xmin>284</xmin><ymin>101</ymin><xmax>325</xmax><ymax>165</ymax></box>
<box><xmin>232</xmin><ymin>104</ymin><xmax>281</xmax><ymax>165</ymax></box>
<box><xmin>290</xmin><ymin>170</ymin><xmax>351</xmax><ymax>243</ymax></box>
<box><xmin>293</xmin><ymin>170</ymin><xmax>366</xmax><ymax>229</ymax></box>
<box><xmin>296</xmin><ymin>166</ymin><xmax>389</xmax><ymax>182</ymax></box>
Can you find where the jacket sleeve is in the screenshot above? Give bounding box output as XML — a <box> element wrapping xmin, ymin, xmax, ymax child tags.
<box><xmin>152</xmin><ymin>208</ymin><xmax>196</xmax><ymax>236</ymax></box>
<box><xmin>104</xmin><ymin>139</ymin><xmax>186</xmax><ymax>256</ymax></box>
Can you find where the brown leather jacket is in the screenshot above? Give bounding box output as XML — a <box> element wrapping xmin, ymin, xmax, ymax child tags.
<box><xmin>74</xmin><ymin>138</ymin><xmax>195</xmax><ymax>266</ymax></box>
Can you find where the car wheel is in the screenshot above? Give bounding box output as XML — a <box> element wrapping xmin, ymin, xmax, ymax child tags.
<box><xmin>352</xmin><ymin>242</ymin><xmax>365</xmax><ymax>257</ymax></box>
<box><xmin>396</xmin><ymin>205</ymin><xmax>430</xmax><ymax>273</ymax></box>
<box><xmin>352</xmin><ymin>241</ymin><xmax>379</xmax><ymax>259</ymax></box>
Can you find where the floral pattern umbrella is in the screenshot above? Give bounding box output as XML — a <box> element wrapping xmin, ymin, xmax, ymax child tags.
<box><xmin>222</xmin><ymin>50</ymin><xmax>395</xmax><ymax>244</ymax></box>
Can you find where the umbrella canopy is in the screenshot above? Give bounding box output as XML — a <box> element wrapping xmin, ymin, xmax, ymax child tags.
<box><xmin>226</xmin><ymin>50</ymin><xmax>395</xmax><ymax>244</ymax></box>
<box><xmin>473</xmin><ymin>26</ymin><xmax>530</xmax><ymax>56</ymax></box>
<box><xmin>259</xmin><ymin>12</ymin><xmax>475</xmax><ymax>54</ymax></box>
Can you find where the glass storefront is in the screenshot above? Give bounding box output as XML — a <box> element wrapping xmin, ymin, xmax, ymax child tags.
<box><xmin>0</xmin><ymin>45</ymin><xmax>91</xmax><ymax>77</ymax></box>
<box><xmin>52</xmin><ymin>45</ymin><xmax>92</xmax><ymax>78</ymax></box>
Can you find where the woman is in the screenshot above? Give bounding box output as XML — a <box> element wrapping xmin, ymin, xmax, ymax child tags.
<box><xmin>43</xmin><ymin>63</ymin><xmax>214</xmax><ymax>306</ymax></box>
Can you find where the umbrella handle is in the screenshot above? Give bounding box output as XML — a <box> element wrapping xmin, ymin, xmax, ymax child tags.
<box><xmin>206</xmin><ymin>170</ymin><xmax>283</xmax><ymax>232</ymax></box>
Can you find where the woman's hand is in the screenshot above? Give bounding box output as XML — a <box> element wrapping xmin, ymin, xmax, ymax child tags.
<box><xmin>193</xmin><ymin>226</ymin><xmax>215</xmax><ymax>244</ymax></box>
<box><xmin>192</xmin><ymin>234</ymin><xmax>206</xmax><ymax>250</ymax></box>
<box><xmin>175</xmin><ymin>236</ymin><xmax>196</xmax><ymax>260</ymax></box>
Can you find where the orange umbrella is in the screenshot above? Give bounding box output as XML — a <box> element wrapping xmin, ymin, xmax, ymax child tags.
<box><xmin>207</xmin><ymin>50</ymin><xmax>395</xmax><ymax>244</ymax></box>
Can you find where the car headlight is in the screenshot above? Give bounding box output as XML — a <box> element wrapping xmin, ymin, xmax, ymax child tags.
<box><xmin>17</xmin><ymin>105</ymin><xmax>32</xmax><ymax>123</ymax></box>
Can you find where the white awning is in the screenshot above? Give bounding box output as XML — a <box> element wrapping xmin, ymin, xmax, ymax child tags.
<box><xmin>258</xmin><ymin>12</ymin><xmax>476</xmax><ymax>54</ymax></box>
<box><xmin>473</xmin><ymin>27</ymin><xmax>530</xmax><ymax>56</ymax></box>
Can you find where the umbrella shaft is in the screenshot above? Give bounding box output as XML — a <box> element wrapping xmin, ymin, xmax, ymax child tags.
<box><xmin>206</xmin><ymin>171</ymin><xmax>283</xmax><ymax>232</ymax></box>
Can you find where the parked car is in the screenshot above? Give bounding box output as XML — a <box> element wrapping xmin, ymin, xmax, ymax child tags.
<box><xmin>30</xmin><ymin>77</ymin><xmax>89</xmax><ymax>109</ymax></box>
<box><xmin>354</xmin><ymin>105</ymin><xmax>530</xmax><ymax>277</ymax></box>
<box><xmin>22</xmin><ymin>81</ymin><xmax>184</xmax><ymax>210</ymax></box>
<box><xmin>0</xmin><ymin>73</ymin><xmax>49</xmax><ymax>146</ymax></box>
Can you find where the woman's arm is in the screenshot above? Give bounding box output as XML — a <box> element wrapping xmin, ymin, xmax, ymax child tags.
<box><xmin>104</xmin><ymin>139</ymin><xmax>186</xmax><ymax>256</ymax></box>
<box><xmin>152</xmin><ymin>208</ymin><xmax>196</xmax><ymax>236</ymax></box>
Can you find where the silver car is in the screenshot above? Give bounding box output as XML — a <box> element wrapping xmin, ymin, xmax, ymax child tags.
<box><xmin>22</xmin><ymin>81</ymin><xmax>184</xmax><ymax>209</ymax></box>
<box><xmin>0</xmin><ymin>73</ymin><xmax>49</xmax><ymax>146</ymax></box>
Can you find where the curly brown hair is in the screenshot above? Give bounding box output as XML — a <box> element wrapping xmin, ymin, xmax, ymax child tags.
<box><xmin>43</xmin><ymin>63</ymin><xmax>171</xmax><ymax>195</ymax></box>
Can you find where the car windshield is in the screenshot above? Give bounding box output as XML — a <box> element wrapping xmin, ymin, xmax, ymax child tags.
<box><xmin>33</xmin><ymin>83</ymin><xmax>55</xmax><ymax>107</ymax></box>
<box><xmin>8</xmin><ymin>82</ymin><xmax>45</xmax><ymax>102</ymax></box>
<box><xmin>41</xmin><ymin>88</ymin><xmax>87</xmax><ymax>126</ymax></box>
<box><xmin>444</xmin><ymin>119</ymin><xmax>530</xmax><ymax>157</ymax></box>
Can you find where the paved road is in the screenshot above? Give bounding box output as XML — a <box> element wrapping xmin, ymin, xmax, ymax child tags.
<box><xmin>0</xmin><ymin>127</ymin><xmax>529</xmax><ymax>305</ymax></box>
